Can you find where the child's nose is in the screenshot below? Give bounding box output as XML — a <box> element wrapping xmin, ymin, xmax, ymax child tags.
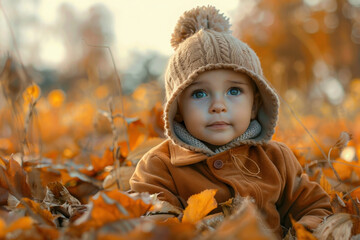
<box><xmin>209</xmin><ymin>99</ymin><xmax>227</xmax><ymax>113</ymax></box>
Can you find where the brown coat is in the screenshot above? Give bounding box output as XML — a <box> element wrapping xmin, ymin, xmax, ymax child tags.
<box><xmin>130</xmin><ymin>139</ymin><xmax>332</xmax><ymax>238</ymax></box>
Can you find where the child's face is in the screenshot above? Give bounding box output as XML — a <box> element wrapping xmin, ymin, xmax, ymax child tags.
<box><xmin>177</xmin><ymin>69</ymin><xmax>258</xmax><ymax>147</ymax></box>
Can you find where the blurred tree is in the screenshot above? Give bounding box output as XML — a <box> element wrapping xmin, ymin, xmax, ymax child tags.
<box><xmin>234</xmin><ymin>0</ymin><xmax>360</xmax><ymax>105</ymax></box>
<box><xmin>122</xmin><ymin>51</ymin><xmax>168</xmax><ymax>94</ymax></box>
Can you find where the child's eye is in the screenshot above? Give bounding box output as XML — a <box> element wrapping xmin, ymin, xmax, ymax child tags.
<box><xmin>191</xmin><ymin>90</ymin><xmax>207</xmax><ymax>99</ymax></box>
<box><xmin>227</xmin><ymin>87</ymin><xmax>241</xmax><ymax>96</ymax></box>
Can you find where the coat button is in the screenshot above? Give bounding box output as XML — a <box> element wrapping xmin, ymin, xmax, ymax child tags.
<box><xmin>213</xmin><ymin>159</ymin><xmax>224</xmax><ymax>169</ymax></box>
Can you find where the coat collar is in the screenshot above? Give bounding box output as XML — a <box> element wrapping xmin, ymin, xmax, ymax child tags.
<box><xmin>169</xmin><ymin>141</ymin><xmax>207</xmax><ymax>166</ymax></box>
<box><xmin>168</xmin><ymin>140</ymin><xmax>251</xmax><ymax>166</ymax></box>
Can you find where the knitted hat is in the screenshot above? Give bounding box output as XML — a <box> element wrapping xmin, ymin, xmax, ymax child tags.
<box><xmin>164</xmin><ymin>6</ymin><xmax>280</xmax><ymax>152</ymax></box>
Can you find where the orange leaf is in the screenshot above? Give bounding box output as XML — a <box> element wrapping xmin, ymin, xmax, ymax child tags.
<box><xmin>0</xmin><ymin>187</ymin><xmax>8</xmax><ymax>205</ymax></box>
<box><xmin>1</xmin><ymin>217</ymin><xmax>34</xmax><ymax>237</ymax></box>
<box><xmin>211</xmin><ymin>197</ymin><xmax>276</xmax><ymax>239</ymax></box>
<box><xmin>182</xmin><ymin>189</ymin><xmax>218</xmax><ymax>224</ymax></box>
<box><xmin>290</xmin><ymin>217</ymin><xmax>317</xmax><ymax>240</ymax></box>
<box><xmin>1</xmin><ymin>157</ymin><xmax>32</xmax><ymax>199</ymax></box>
<box><xmin>319</xmin><ymin>174</ymin><xmax>334</xmax><ymax>195</ymax></box>
<box><xmin>19</xmin><ymin>198</ymin><xmax>55</xmax><ymax>226</ymax></box>
<box><xmin>90</xmin><ymin>190</ymin><xmax>152</xmax><ymax>227</ymax></box>
<box><xmin>91</xmin><ymin>148</ymin><xmax>114</xmax><ymax>172</ymax></box>
<box><xmin>35</xmin><ymin>225</ymin><xmax>60</xmax><ymax>240</ymax></box>
<box><xmin>0</xmin><ymin>218</ymin><xmax>5</xmax><ymax>238</ymax></box>
<box><xmin>333</xmin><ymin>158</ymin><xmax>353</xmax><ymax>181</ymax></box>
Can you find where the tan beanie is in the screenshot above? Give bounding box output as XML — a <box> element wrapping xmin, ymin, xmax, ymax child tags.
<box><xmin>164</xmin><ymin>6</ymin><xmax>280</xmax><ymax>152</ymax></box>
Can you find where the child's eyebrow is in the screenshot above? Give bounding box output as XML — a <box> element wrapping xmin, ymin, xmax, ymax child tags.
<box><xmin>187</xmin><ymin>81</ymin><xmax>202</xmax><ymax>87</ymax></box>
<box><xmin>227</xmin><ymin>80</ymin><xmax>250</xmax><ymax>85</ymax></box>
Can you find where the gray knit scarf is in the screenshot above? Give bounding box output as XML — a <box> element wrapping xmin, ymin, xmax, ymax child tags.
<box><xmin>173</xmin><ymin>120</ymin><xmax>262</xmax><ymax>155</ymax></box>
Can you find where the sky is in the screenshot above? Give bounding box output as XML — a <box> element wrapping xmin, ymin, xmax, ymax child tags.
<box><xmin>1</xmin><ymin>0</ymin><xmax>243</xmax><ymax>70</ymax></box>
<box><xmin>58</xmin><ymin>0</ymin><xmax>240</xmax><ymax>56</ymax></box>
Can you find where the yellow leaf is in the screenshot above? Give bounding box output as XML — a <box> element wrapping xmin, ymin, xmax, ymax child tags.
<box><xmin>182</xmin><ymin>189</ymin><xmax>218</xmax><ymax>224</ymax></box>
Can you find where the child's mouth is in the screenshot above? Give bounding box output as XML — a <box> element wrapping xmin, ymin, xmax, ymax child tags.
<box><xmin>207</xmin><ymin>121</ymin><xmax>230</xmax><ymax>129</ymax></box>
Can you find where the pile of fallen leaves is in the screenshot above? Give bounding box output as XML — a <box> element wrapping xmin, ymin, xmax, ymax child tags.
<box><xmin>1</xmin><ymin>58</ymin><xmax>360</xmax><ymax>239</ymax></box>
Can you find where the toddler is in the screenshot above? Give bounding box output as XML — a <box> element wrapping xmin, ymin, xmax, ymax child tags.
<box><xmin>130</xmin><ymin>6</ymin><xmax>332</xmax><ymax>238</ymax></box>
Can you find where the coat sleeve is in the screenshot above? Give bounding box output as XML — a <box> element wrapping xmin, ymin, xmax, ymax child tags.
<box><xmin>276</xmin><ymin>143</ymin><xmax>333</xmax><ymax>230</ymax></box>
<box><xmin>129</xmin><ymin>152</ymin><xmax>183</xmax><ymax>208</ymax></box>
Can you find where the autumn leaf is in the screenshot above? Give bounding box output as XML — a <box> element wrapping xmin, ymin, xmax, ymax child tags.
<box><xmin>0</xmin><ymin>156</ymin><xmax>32</xmax><ymax>200</ymax></box>
<box><xmin>333</xmin><ymin>131</ymin><xmax>352</xmax><ymax>151</ymax></box>
<box><xmin>206</xmin><ymin>197</ymin><xmax>276</xmax><ymax>240</ymax></box>
<box><xmin>0</xmin><ymin>217</ymin><xmax>34</xmax><ymax>238</ymax></box>
<box><xmin>45</xmin><ymin>181</ymin><xmax>81</xmax><ymax>206</ymax></box>
<box><xmin>102</xmin><ymin>166</ymin><xmax>135</xmax><ymax>191</ymax></box>
<box><xmin>93</xmin><ymin>190</ymin><xmax>152</xmax><ymax>220</ymax></box>
<box><xmin>91</xmin><ymin>147</ymin><xmax>114</xmax><ymax>172</ymax></box>
<box><xmin>314</xmin><ymin>213</ymin><xmax>353</xmax><ymax>240</ymax></box>
<box><xmin>319</xmin><ymin>174</ymin><xmax>334</xmax><ymax>195</ymax></box>
<box><xmin>18</xmin><ymin>198</ymin><xmax>56</xmax><ymax>227</ymax></box>
<box><xmin>182</xmin><ymin>189</ymin><xmax>218</xmax><ymax>224</ymax></box>
<box><xmin>117</xmin><ymin>119</ymin><xmax>147</xmax><ymax>158</ymax></box>
<box><xmin>333</xmin><ymin>158</ymin><xmax>353</xmax><ymax>181</ymax></box>
<box><xmin>0</xmin><ymin>187</ymin><xmax>8</xmax><ymax>205</ymax></box>
<box><xmin>75</xmin><ymin>190</ymin><xmax>153</xmax><ymax>231</ymax></box>
<box><xmin>290</xmin><ymin>217</ymin><xmax>317</xmax><ymax>240</ymax></box>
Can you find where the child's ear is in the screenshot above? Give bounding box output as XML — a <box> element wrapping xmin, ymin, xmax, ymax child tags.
<box><xmin>251</xmin><ymin>93</ymin><xmax>262</xmax><ymax>119</ymax></box>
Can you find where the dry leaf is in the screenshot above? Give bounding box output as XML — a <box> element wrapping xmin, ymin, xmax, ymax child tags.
<box><xmin>319</xmin><ymin>174</ymin><xmax>334</xmax><ymax>195</ymax></box>
<box><xmin>19</xmin><ymin>198</ymin><xmax>55</xmax><ymax>227</ymax></box>
<box><xmin>0</xmin><ymin>187</ymin><xmax>9</xmax><ymax>205</ymax></box>
<box><xmin>127</xmin><ymin>137</ymin><xmax>165</xmax><ymax>165</ymax></box>
<box><xmin>333</xmin><ymin>158</ymin><xmax>354</xmax><ymax>180</ymax></box>
<box><xmin>203</xmin><ymin>197</ymin><xmax>276</xmax><ymax>240</ymax></box>
<box><xmin>0</xmin><ymin>216</ymin><xmax>34</xmax><ymax>238</ymax></box>
<box><xmin>91</xmin><ymin>147</ymin><xmax>114</xmax><ymax>172</ymax></box>
<box><xmin>333</xmin><ymin>131</ymin><xmax>352</xmax><ymax>151</ymax></box>
<box><xmin>182</xmin><ymin>189</ymin><xmax>218</xmax><ymax>224</ymax></box>
<box><xmin>102</xmin><ymin>166</ymin><xmax>135</xmax><ymax>191</ymax></box>
<box><xmin>314</xmin><ymin>213</ymin><xmax>353</xmax><ymax>240</ymax></box>
<box><xmin>290</xmin><ymin>217</ymin><xmax>317</xmax><ymax>240</ymax></box>
<box><xmin>0</xmin><ymin>156</ymin><xmax>32</xmax><ymax>200</ymax></box>
<box><xmin>75</xmin><ymin>190</ymin><xmax>152</xmax><ymax>231</ymax></box>
<box><xmin>44</xmin><ymin>181</ymin><xmax>81</xmax><ymax>206</ymax></box>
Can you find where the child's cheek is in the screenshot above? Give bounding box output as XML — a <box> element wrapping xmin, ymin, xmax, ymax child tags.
<box><xmin>190</xmin><ymin>99</ymin><xmax>208</xmax><ymax>112</ymax></box>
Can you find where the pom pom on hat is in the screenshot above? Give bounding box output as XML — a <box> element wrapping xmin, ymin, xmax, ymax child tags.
<box><xmin>170</xmin><ymin>5</ymin><xmax>231</xmax><ymax>49</ymax></box>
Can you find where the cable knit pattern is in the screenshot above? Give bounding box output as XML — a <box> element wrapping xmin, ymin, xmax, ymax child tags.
<box><xmin>174</xmin><ymin>120</ymin><xmax>262</xmax><ymax>156</ymax></box>
<box><xmin>163</xmin><ymin>6</ymin><xmax>280</xmax><ymax>153</ymax></box>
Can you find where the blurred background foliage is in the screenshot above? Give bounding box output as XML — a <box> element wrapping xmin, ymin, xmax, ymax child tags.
<box><xmin>0</xmin><ymin>0</ymin><xmax>360</xmax><ymax>163</ymax></box>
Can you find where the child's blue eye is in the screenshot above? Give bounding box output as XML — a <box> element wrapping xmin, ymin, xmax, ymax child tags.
<box><xmin>191</xmin><ymin>90</ymin><xmax>207</xmax><ymax>99</ymax></box>
<box><xmin>228</xmin><ymin>87</ymin><xmax>241</xmax><ymax>96</ymax></box>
